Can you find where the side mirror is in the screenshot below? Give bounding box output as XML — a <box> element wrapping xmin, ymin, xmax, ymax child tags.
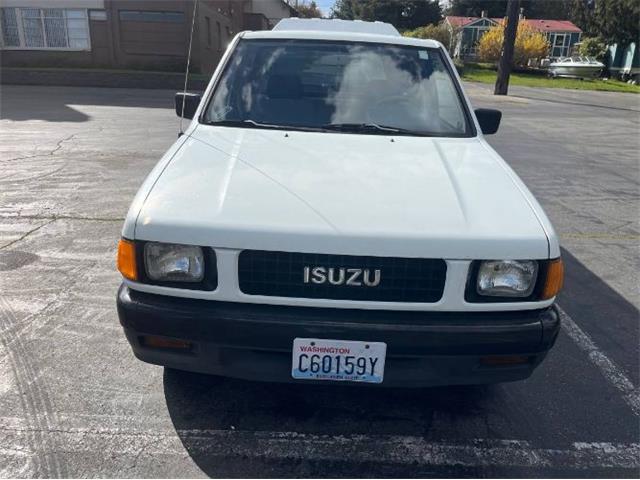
<box><xmin>475</xmin><ymin>108</ymin><xmax>501</xmax><ymax>135</ymax></box>
<box><xmin>175</xmin><ymin>92</ymin><xmax>201</xmax><ymax>120</ymax></box>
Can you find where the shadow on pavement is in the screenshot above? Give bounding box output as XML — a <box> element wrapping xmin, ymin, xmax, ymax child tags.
<box><xmin>558</xmin><ymin>247</ymin><xmax>639</xmax><ymax>384</ymax></box>
<box><xmin>0</xmin><ymin>85</ymin><xmax>177</xmax><ymax>122</ymax></box>
<box><xmin>162</xmin><ymin>247</ymin><xmax>638</xmax><ymax>477</ymax></box>
<box><xmin>163</xmin><ymin>371</ymin><xmax>493</xmax><ymax>477</ymax></box>
<box><xmin>164</xmin><ymin>371</ymin><xmax>491</xmax><ymax>435</ymax></box>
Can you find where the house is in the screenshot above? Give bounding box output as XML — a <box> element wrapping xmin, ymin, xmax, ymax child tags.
<box><xmin>445</xmin><ymin>13</ymin><xmax>582</xmax><ymax>59</ymax></box>
<box><xmin>607</xmin><ymin>42</ymin><xmax>639</xmax><ymax>82</ymax></box>
<box><xmin>0</xmin><ymin>0</ymin><xmax>296</xmax><ymax>75</ymax></box>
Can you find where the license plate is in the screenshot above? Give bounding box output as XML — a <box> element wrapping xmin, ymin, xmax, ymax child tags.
<box><xmin>291</xmin><ymin>338</ymin><xmax>387</xmax><ymax>383</ymax></box>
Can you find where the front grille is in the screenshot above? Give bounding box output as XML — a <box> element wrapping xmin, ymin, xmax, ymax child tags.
<box><xmin>238</xmin><ymin>250</ymin><xmax>447</xmax><ymax>303</ymax></box>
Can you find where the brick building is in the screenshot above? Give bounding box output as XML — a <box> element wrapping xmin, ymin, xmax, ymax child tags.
<box><xmin>0</xmin><ymin>0</ymin><xmax>296</xmax><ymax>74</ymax></box>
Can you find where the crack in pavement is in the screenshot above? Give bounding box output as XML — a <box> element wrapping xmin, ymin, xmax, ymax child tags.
<box><xmin>0</xmin><ymin>133</ymin><xmax>78</xmax><ymax>164</ymax></box>
<box><xmin>0</xmin><ymin>161</ymin><xmax>70</xmax><ymax>183</ymax></box>
<box><xmin>125</xmin><ymin>437</ymin><xmax>166</xmax><ymax>471</ymax></box>
<box><xmin>0</xmin><ymin>219</ymin><xmax>56</xmax><ymax>250</ymax></box>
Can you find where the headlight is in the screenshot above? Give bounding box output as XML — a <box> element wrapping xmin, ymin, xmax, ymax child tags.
<box><xmin>476</xmin><ymin>260</ymin><xmax>538</xmax><ymax>297</ymax></box>
<box><xmin>144</xmin><ymin>242</ymin><xmax>204</xmax><ymax>282</ymax></box>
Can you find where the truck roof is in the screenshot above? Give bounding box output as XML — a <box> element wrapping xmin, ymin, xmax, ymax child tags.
<box><xmin>273</xmin><ymin>18</ymin><xmax>400</xmax><ymax>36</ymax></box>
<box><xmin>245</xmin><ymin>19</ymin><xmax>441</xmax><ymax>49</ymax></box>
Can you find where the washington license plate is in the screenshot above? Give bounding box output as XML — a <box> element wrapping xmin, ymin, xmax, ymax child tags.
<box><xmin>292</xmin><ymin>338</ymin><xmax>387</xmax><ymax>383</ymax></box>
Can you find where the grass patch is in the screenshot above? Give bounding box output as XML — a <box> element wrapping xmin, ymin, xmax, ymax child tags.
<box><xmin>462</xmin><ymin>64</ymin><xmax>640</xmax><ymax>94</ymax></box>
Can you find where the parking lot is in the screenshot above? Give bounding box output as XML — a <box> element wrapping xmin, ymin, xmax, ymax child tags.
<box><xmin>0</xmin><ymin>82</ymin><xmax>638</xmax><ymax>477</ymax></box>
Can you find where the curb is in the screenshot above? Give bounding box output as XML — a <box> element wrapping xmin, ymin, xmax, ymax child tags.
<box><xmin>0</xmin><ymin>68</ymin><xmax>209</xmax><ymax>90</ymax></box>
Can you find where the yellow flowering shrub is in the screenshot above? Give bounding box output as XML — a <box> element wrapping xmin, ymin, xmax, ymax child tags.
<box><xmin>477</xmin><ymin>22</ymin><xmax>550</xmax><ymax>66</ymax></box>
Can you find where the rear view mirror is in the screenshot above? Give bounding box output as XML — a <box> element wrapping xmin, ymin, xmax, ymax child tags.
<box><xmin>175</xmin><ymin>92</ymin><xmax>201</xmax><ymax>120</ymax></box>
<box><xmin>475</xmin><ymin>108</ymin><xmax>502</xmax><ymax>135</ymax></box>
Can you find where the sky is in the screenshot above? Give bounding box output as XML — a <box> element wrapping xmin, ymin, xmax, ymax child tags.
<box><xmin>314</xmin><ymin>0</ymin><xmax>336</xmax><ymax>16</ymax></box>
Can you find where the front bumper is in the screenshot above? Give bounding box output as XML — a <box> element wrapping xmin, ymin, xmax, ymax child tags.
<box><xmin>117</xmin><ymin>284</ymin><xmax>560</xmax><ymax>387</ymax></box>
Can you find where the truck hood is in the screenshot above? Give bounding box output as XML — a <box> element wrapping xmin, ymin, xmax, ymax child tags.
<box><xmin>134</xmin><ymin>126</ymin><xmax>549</xmax><ymax>259</ymax></box>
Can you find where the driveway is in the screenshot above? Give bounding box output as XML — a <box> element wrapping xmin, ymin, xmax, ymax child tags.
<box><xmin>0</xmin><ymin>83</ymin><xmax>638</xmax><ymax>477</ymax></box>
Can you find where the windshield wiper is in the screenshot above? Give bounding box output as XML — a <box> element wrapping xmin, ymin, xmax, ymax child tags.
<box><xmin>205</xmin><ymin>119</ymin><xmax>277</xmax><ymax>128</ymax></box>
<box><xmin>321</xmin><ymin>122</ymin><xmax>419</xmax><ymax>135</ymax></box>
<box><xmin>204</xmin><ymin>119</ymin><xmax>323</xmax><ymax>132</ymax></box>
<box><xmin>205</xmin><ymin>119</ymin><xmax>426</xmax><ymax>136</ymax></box>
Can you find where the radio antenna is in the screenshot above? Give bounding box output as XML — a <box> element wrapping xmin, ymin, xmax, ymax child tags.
<box><xmin>180</xmin><ymin>0</ymin><xmax>199</xmax><ymax>134</ymax></box>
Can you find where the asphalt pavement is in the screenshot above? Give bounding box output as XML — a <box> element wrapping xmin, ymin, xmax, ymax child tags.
<box><xmin>0</xmin><ymin>82</ymin><xmax>638</xmax><ymax>478</ymax></box>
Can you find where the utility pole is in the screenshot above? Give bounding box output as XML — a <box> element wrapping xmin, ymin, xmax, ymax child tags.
<box><xmin>494</xmin><ymin>0</ymin><xmax>520</xmax><ymax>95</ymax></box>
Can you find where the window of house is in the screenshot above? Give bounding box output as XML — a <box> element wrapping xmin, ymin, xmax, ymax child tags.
<box><xmin>66</xmin><ymin>10</ymin><xmax>89</xmax><ymax>49</ymax></box>
<box><xmin>1</xmin><ymin>8</ymin><xmax>20</xmax><ymax>47</ymax></box>
<box><xmin>216</xmin><ymin>21</ymin><xmax>221</xmax><ymax>51</ymax></box>
<box><xmin>226</xmin><ymin>26</ymin><xmax>231</xmax><ymax>39</ymax></box>
<box><xmin>43</xmin><ymin>9</ymin><xmax>67</xmax><ymax>47</ymax></box>
<box><xmin>0</xmin><ymin>7</ymin><xmax>90</xmax><ymax>50</ymax></box>
<box><xmin>551</xmin><ymin>33</ymin><xmax>567</xmax><ymax>58</ymax></box>
<box><xmin>119</xmin><ymin>10</ymin><xmax>184</xmax><ymax>23</ymax></box>
<box><xmin>206</xmin><ymin>16</ymin><xmax>211</xmax><ymax>48</ymax></box>
<box><xmin>21</xmin><ymin>8</ymin><xmax>45</xmax><ymax>47</ymax></box>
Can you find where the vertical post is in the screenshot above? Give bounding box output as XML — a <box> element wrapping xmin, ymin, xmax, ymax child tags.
<box><xmin>494</xmin><ymin>0</ymin><xmax>520</xmax><ymax>95</ymax></box>
<box><xmin>180</xmin><ymin>0</ymin><xmax>199</xmax><ymax>135</ymax></box>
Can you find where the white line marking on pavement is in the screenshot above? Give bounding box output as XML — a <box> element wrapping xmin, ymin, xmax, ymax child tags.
<box><xmin>0</xmin><ymin>425</ymin><xmax>638</xmax><ymax>471</ymax></box>
<box><xmin>0</xmin><ymin>428</ymin><xmax>640</xmax><ymax>470</ymax></box>
<box><xmin>558</xmin><ymin>305</ymin><xmax>640</xmax><ymax>416</ymax></box>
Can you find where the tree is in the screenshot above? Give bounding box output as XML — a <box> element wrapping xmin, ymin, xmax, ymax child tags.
<box><xmin>478</xmin><ymin>21</ymin><xmax>550</xmax><ymax>66</ymax></box>
<box><xmin>524</xmin><ymin>0</ymin><xmax>572</xmax><ymax>19</ymax></box>
<box><xmin>330</xmin><ymin>0</ymin><xmax>357</xmax><ymax>20</ymax></box>
<box><xmin>331</xmin><ymin>0</ymin><xmax>442</xmax><ymax>30</ymax></box>
<box><xmin>446</xmin><ymin>0</ymin><xmax>510</xmax><ymax>18</ymax></box>
<box><xmin>578</xmin><ymin>36</ymin><xmax>607</xmax><ymax>60</ymax></box>
<box><xmin>494</xmin><ymin>0</ymin><xmax>519</xmax><ymax>95</ymax></box>
<box><xmin>446</xmin><ymin>0</ymin><xmax>572</xmax><ymax>19</ymax></box>
<box><xmin>396</xmin><ymin>0</ymin><xmax>442</xmax><ymax>29</ymax></box>
<box><xmin>570</xmin><ymin>0</ymin><xmax>639</xmax><ymax>46</ymax></box>
<box><xmin>478</xmin><ymin>20</ymin><xmax>549</xmax><ymax>66</ymax></box>
<box><xmin>592</xmin><ymin>0</ymin><xmax>639</xmax><ymax>46</ymax></box>
<box><xmin>295</xmin><ymin>1</ymin><xmax>323</xmax><ymax>18</ymax></box>
<box><xmin>403</xmin><ymin>23</ymin><xmax>455</xmax><ymax>52</ymax></box>
<box><xmin>569</xmin><ymin>0</ymin><xmax>597</xmax><ymax>36</ymax></box>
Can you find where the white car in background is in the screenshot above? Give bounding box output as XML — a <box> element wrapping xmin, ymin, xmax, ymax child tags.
<box><xmin>116</xmin><ymin>18</ymin><xmax>563</xmax><ymax>387</ymax></box>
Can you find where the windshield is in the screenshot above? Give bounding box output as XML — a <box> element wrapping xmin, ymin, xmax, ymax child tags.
<box><xmin>203</xmin><ymin>39</ymin><xmax>473</xmax><ymax>137</ymax></box>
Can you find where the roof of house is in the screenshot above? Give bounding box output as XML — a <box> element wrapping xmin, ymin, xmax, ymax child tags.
<box><xmin>522</xmin><ymin>19</ymin><xmax>582</xmax><ymax>33</ymax></box>
<box><xmin>445</xmin><ymin>16</ymin><xmax>581</xmax><ymax>33</ymax></box>
<box><xmin>446</xmin><ymin>16</ymin><xmax>492</xmax><ymax>28</ymax></box>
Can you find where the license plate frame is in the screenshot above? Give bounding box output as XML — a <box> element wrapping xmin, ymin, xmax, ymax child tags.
<box><xmin>291</xmin><ymin>338</ymin><xmax>387</xmax><ymax>384</ymax></box>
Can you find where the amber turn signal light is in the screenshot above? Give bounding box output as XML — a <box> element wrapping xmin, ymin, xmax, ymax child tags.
<box><xmin>541</xmin><ymin>258</ymin><xmax>564</xmax><ymax>300</ymax></box>
<box><xmin>117</xmin><ymin>238</ymin><xmax>138</xmax><ymax>281</ymax></box>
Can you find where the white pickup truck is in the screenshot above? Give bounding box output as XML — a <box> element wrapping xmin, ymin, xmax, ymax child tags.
<box><xmin>117</xmin><ymin>18</ymin><xmax>563</xmax><ymax>387</ymax></box>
